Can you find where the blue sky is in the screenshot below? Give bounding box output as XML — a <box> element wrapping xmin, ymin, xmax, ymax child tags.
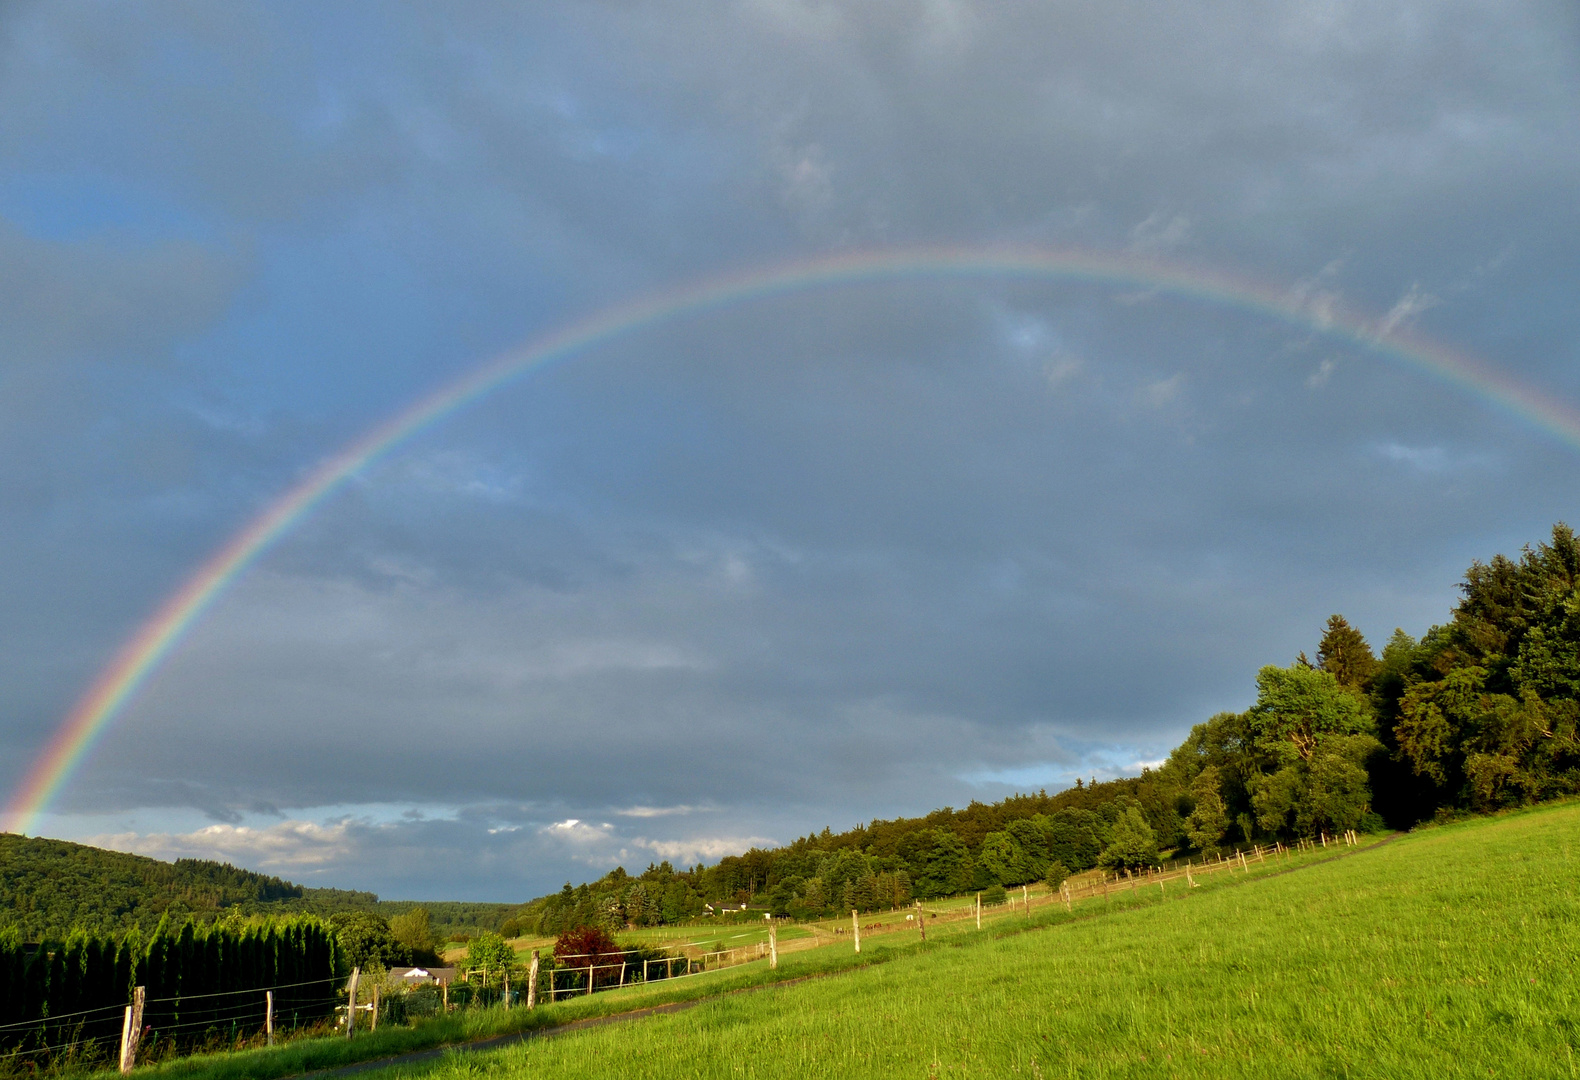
<box><xmin>2</xmin><ymin>1</ymin><xmax>1577</xmax><ymax>900</ymax></box>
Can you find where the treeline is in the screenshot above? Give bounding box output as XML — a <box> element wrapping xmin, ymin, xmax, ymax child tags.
<box><xmin>1169</xmin><ymin>522</ymin><xmax>1580</xmax><ymax>846</ymax></box>
<box><xmin>517</xmin><ymin>524</ymin><xmax>1580</xmax><ymax>928</ymax></box>
<box><xmin>519</xmin><ymin>779</ymin><xmax>1186</xmax><ymax>930</ymax></box>
<box><xmin>0</xmin><ymin>835</ymin><xmax>306</xmax><ymax>940</ymax></box>
<box><xmin>0</xmin><ymin>835</ymin><xmax>517</xmax><ymax>943</ymax></box>
<box><xmin>0</xmin><ymin>916</ymin><xmax>339</xmax><ymax>1059</ymax></box>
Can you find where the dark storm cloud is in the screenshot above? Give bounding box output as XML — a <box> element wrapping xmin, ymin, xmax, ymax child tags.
<box><xmin>4</xmin><ymin>1</ymin><xmax>1577</xmax><ymax>897</ymax></box>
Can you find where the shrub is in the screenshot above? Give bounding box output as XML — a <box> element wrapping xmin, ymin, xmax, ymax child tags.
<box><xmin>983</xmin><ymin>884</ymin><xmax>1008</xmax><ymax>905</ymax></box>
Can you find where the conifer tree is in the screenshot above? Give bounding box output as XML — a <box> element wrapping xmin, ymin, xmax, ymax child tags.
<box><xmin>1316</xmin><ymin>614</ymin><xmax>1379</xmax><ymax>692</ymax></box>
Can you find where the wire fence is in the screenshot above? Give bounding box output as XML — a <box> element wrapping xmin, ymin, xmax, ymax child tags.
<box><xmin>0</xmin><ymin>974</ymin><xmax>345</xmax><ymax>1074</ymax></box>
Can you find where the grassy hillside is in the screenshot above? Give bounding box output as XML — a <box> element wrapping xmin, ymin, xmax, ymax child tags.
<box><xmin>355</xmin><ymin>802</ymin><xmax>1580</xmax><ymax>1079</ymax></box>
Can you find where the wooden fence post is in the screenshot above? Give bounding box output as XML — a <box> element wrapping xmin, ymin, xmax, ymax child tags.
<box><xmin>1023</xmin><ymin>884</ymin><xmax>1029</xmax><ymax>916</ymax></box>
<box><xmin>527</xmin><ymin>951</ymin><xmax>539</xmax><ymax>1010</ymax></box>
<box><xmin>345</xmin><ymin>968</ymin><xmax>360</xmax><ymax>1039</ymax></box>
<box><xmin>119</xmin><ymin>986</ymin><xmax>145</xmax><ymax>1074</ymax></box>
<box><xmin>503</xmin><ymin>972</ymin><xmax>511</xmax><ymax>1009</ymax></box>
<box><xmin>975</xmin><ymin>894</ymin><xmax>981</xmax><ymax>930</ymax></box>
<box><xmin>371</xmin><ymin>985</ymin><xmax>380</xmax><ymax>1032</ymax></box>
<box><xmin>265</xmin><ymin>989</ymin><xmax>274</xmax><ymax>1048</ymax></box>
<box><xmin>852</xmin><ymin>909</ymin><xmax>861</xmax><ymax>953</ymax></box>
<box><xmin>769</xmin><ymin>919</ymin><xmax>778</xmax><ymax>968</ymax></box>
<box><xmin>916</xmin><ymin>902</ymin><xmax>926</xmax><ymax>942</ymax></box>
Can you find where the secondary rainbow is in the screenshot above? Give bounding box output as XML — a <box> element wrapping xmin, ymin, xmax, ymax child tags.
<box><xmin>5</xmin><ymin>244</ymin><xmax>1578</xmax><ymax>836</ymax></box>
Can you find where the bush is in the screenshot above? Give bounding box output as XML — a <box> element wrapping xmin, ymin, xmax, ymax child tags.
<box><xmin>983</xmin><ymin>884</ymin><xmax>1008</xmax><ymax>905</ymax></box>
<box><xmin>1044</xmin><ymin>861</ymin><xmax>1069</xmax><ymax>889</ymax></box>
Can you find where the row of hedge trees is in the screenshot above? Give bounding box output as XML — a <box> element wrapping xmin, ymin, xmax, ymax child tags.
<box><xmin>0</xmin><ymin>915</ymin><xmax>340</xmax><ymax>1058</ymax></box>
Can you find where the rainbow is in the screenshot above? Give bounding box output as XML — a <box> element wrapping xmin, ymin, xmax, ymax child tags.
<box><xmin>5</xmin><ymin>244</ymin><xmax>1578</xmax><ymax>836</ymax></box>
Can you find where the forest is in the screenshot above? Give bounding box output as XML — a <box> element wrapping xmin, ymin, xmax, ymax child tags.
<box><xmin>0</xmin><ymin>836</ymin><xmax>512</xmax><ymax>943</ymax></box>
<box><xmin>522</xmin><ymin>523</ymin><xmax>1580</xmax><ymax>930</ymax></box>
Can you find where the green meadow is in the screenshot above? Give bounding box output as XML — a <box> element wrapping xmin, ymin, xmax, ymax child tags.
<box><xmin>355</xmin><ymin>804</ymin><xmax>1579</xmax><ymax>1080</ymax></box>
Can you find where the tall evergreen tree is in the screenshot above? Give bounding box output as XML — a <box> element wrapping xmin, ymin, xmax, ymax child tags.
<box><xmin>1316</xmin><ymin>614</ymin><xmax>1379</xmax><ymax>692</ymax></box>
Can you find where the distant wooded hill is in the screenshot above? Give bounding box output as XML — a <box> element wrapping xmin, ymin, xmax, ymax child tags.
<box><xmin>0</xmin><ymin>834</ymin><xmax>513</xmax><ymax>941</ymax></box>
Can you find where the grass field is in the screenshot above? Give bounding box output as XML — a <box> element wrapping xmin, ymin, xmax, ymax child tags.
<box><xmin>355</xmin><ymin>805</ymin><xmax>1580</xmax><ymax>1079</ymax></box>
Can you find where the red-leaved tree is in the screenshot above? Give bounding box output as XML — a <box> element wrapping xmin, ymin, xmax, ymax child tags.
<box><xmin>554</xmin><ymin>925</ymin><xmax>624</xmax><ymax>988</ymax></box>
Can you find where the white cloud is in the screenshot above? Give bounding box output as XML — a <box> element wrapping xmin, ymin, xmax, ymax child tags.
<box><xmin>633</xmin><ymin>835</ymin><xmax>776</xmax><ymax>863</ymax></box>
<box><xmin>86</xmin><ymin>820</ymin><xmax>357</xmax><ymax>870</ymax></box>
<box><xmin>1286</xmin><ymin>259</ymin><xmax>1348</xmax><ymax>330</ymax></box>
<box><xmin>1370</xmin><ymin>442</ymin><xmax>1494</xmax><ymax>475</ymax></box>
<box><xmin>1127</xmin><ymin>210</ymin><xmax>1191</xmax><ymax>254</ymax></box>
<box><xmin>616</xmin><ymin>805</ymin><xmax>701</xmax><ymax>818</ymax></box>
<box><xmin>1140</xmin><ymin>372</ymin><xmax>1185</xmax><ymax>407</ymax></box>
<box><xmin>1375</xmin><ymin>282</ymin><xmax>1442</xmax><ymax>337</ymax></box>
<box><xmin>543</xmin><ymin>818</ymin><xmax>614</xmax><ymax>843</ymax></box>
<box><xmin>397</xmin><ymin>451</ymin><xmax>527</xmax><ymax>505</ymax></box>
<box><xmin>1374</xmin><ymin>441</ymin><xmax>1448</xmax><ymax>472</ymax></box>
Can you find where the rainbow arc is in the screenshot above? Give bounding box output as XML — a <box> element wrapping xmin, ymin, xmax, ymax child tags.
<box><xmin>5</xmin><ymin>245</ymin><xmax>1576</xmax><ymax>836</ymax></box>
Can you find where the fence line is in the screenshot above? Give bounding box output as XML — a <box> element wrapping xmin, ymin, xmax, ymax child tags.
<box><xmin>0</xmin><ymin>968</ymin><xmax>345</xmax><ymax>1072</ymax></box>
<box><xmin>144</xmin><ymin>975</ymin><xmax>341</xmax><ymax>1005</ymax></box>
<box><xmin>0</xmin><ymin>1003</ymin><xmax>128</xmax><ymax>1033</ymax></box>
